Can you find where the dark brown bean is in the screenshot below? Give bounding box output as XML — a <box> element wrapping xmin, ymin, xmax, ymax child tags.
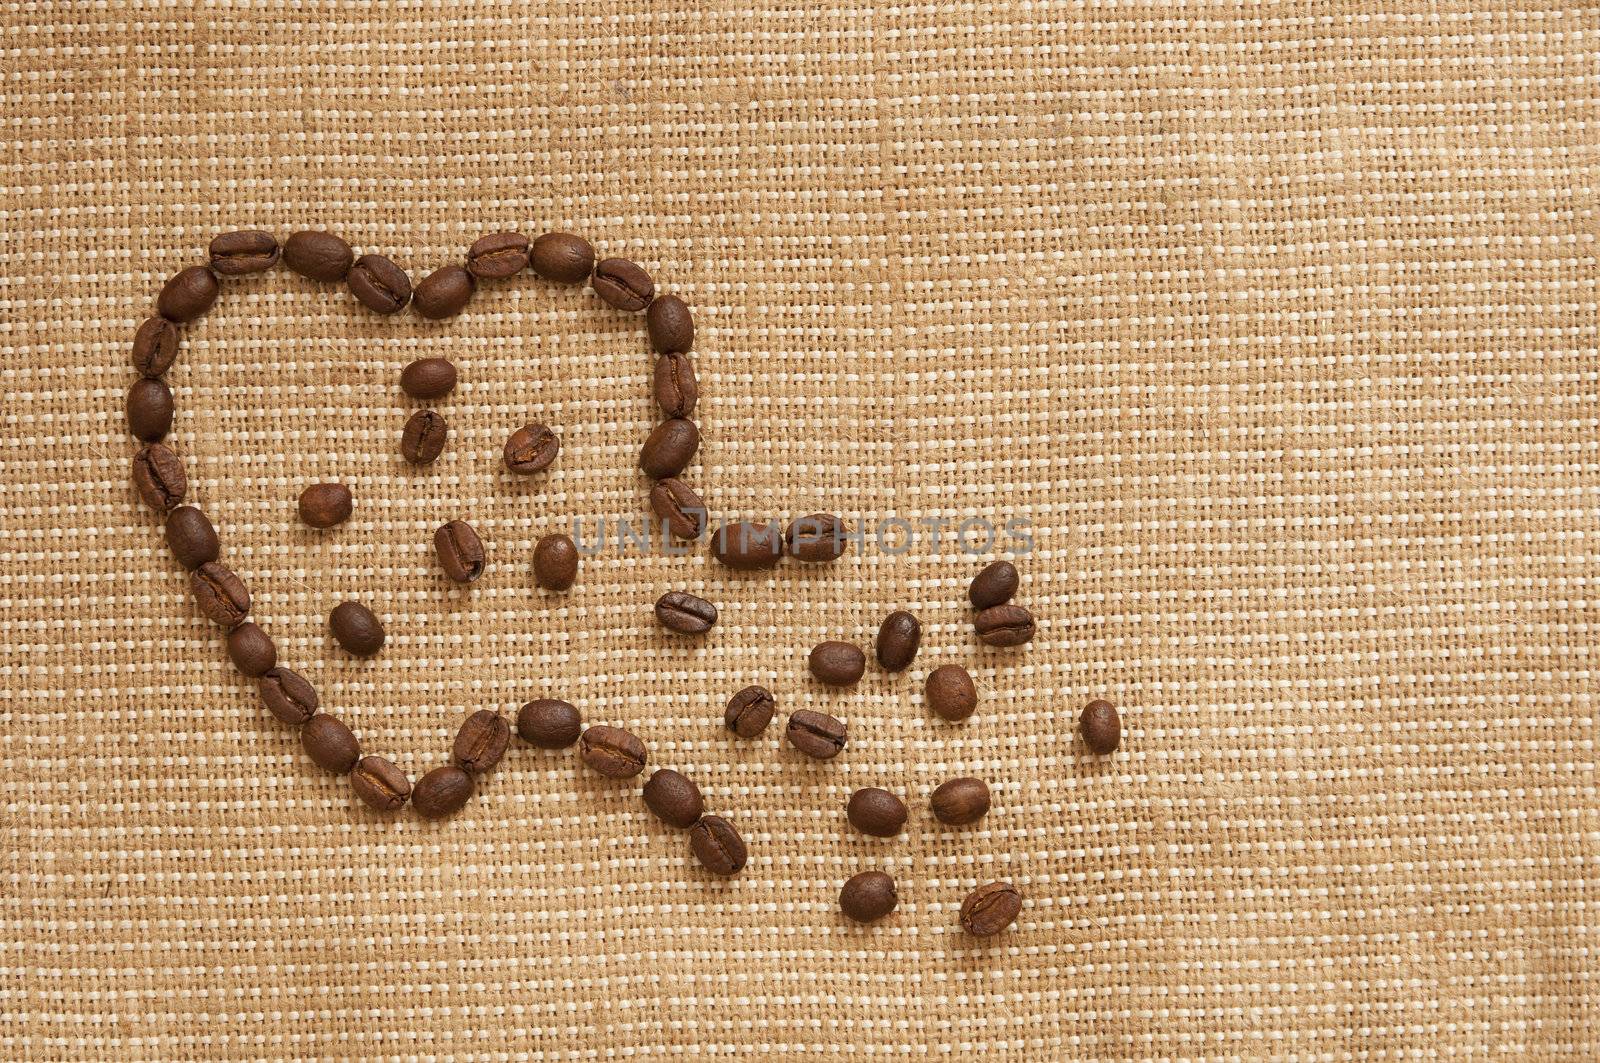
<box><xmin>579</xmin><ymin>725</ymin><xmax>647</xmax><ymax>779</ymax></box>
<box><xmin>710</xmin><ymin>520</ymin><xmax>784</xmax><ymax>571</ymax></box>
<box><xmin>400</xmin><ymin>357</ymin><xmax>457</xmax><ymax>400</ymax></box>
<box><xmin>652</xmin><ymin>352</ymin><xmax>698</xmax><ymax>418</ymax></box>
<box><xmin>434</xmin><ymin>520</ymin><xmax>485</xmax><ymax>583</ymax></box>
<box><xmin>452</xmin><ymin>710</ymin><xmax>510</xmax><ymax>774</ymax></box>
<box><xmin>126</xmin><ymin>378</ymin><xmax>174</xmax><ymax>442</ymax></box>
<box><xmin>646</xmin><ymin>294</ymin><xmax>694</xmax><ymax>353</ymax></box>
<box><xmin>969</xmin><ymin>560</ymin><xmax>1020</xmax><ymax>609</ymax></box>
<box><xmin>164</xmin><ymin>505</ymin><xmax>218</xmax><ymax>569</ymax></box>
<box><xmin>302</xmin><ymin>714</ymin><xmax>360</xmax><ymax>774</ymax></box>
<box><xmin>1080</xmin><ymin>699</ymin><xmax>1122</xmax><ymax>754</ymax></box>
<box><xmin>591</xmin><ymin>257</ymin><xmax>654</xmax><ymax>311</ymax></box>
<box><xmin>875</xmin><ymin>610</ymin><xmax>921</xmax><ymax>672</ymax></box>
<box><xmin>225</xmin><ymin>622</ymin><xmax>278</xmax><ymax>677</ymax></box>
<box><xmin>412</xmin><ymin>765</ymin><xmax>475</xmax><ymax>819</ymax></box>
<box><xmin>516</xmin><ymin>699</ymin><xmax>583</xmax><ymax>749</ymax></box>
<box><xmin>924</xmin><ymin>665</ymin><xmax>978</xmax><ymax>722</ymax></box>
<box><xmin>401</xmin><ymin>409</ymin><xmax>449</xmax><ymax>465</ymax></box>
<box><xmin>282</xmin><ymin>231</ymin><xmax>354</xmax><ymax>282</ymax></box>
<box><xmin>132</xmin><ymin>443</ymin><xmax>187</xmax><ymax>512</ymax></box>
<box><xmin>688</xmin><ymin>815</ymin><xmax>747</xmax><ymax>875</ymax></box>
<box><xmin>839</xmin><ymin>871</ymin><xmax>898</xmax><ymax>923</ymax></box>
<box><xmin>808</xmin><ymin>641</ymin><xmax>865</xmax><ymax>686</ymax></box>
<box><xmin>131</xmin><ymin>316</ymin><xmax>179</xmax><ymax>377</ymax></box>
<box><xmin>786</xmin><ymin>513</ymin><xmax>849</xmax><ymax>562</ymax></box>
<box><xmin>413</xmin><ymin>264</ymin><xmax>475</xmax><ymax>319</ymax></box>
<box><xmin>297</xmin><ymin>483</ymin><xmax>353</xmax><ymax>529</ymax></box>
<box><xmin>529</xmin><ymin>232</ymin><xmax>595</xmax><ymax>284</ymax></box>
<box><xmin>208</xmin><ymin>230</ymin><xmax>279</xmax><ymax>275</ymax></box>
<box><xmin>503</xmin><ymin>422</ymin><xmax>560</xmax><ymax>475</ymax></box>
<box><xmin>975</xmin><ymin>604</ymin><xmax>1036</xmax><ymax>647</ymax></box>
<box><xmin>724</xmin><ymin>686</ymin><xmax>775</xmax><ymax>738</ymax></box>
<box><xmin>655</xmin><ymin>591</ymin><xmax>717</xmax><ymax>635</ymax></box>
<box><xmin>329</xmin><ymin>601</ymin><xmax>385</xmax><ymax>657</ymax></box>
<box><xmin>351</xmin><ymin>756</ymin><xmax>411</xmax><ymax>813</ymax></box>
<box><xmin>930</xmin><ymin>777</ymin><xmax>990</xmax><ymax>826</ymax></box>
<box><xmin>846</xmin><ymin>788</ymin><xmax>907</xmax><ymax>837</ymax></box>
<box><xmin>650</xmin><ymin>478</ymin><xmax>708</xmax><ymax>540</ymax></box>
<box><xmin>466</xmin><ymin>232</ymin><xmax>529</xmax><ymax>279</ymax></box>
<box><xmin>639</xmin><ymin>418</ymin><xmax>700</xmax><ymax>479</ymax></box>
<box><xmin>642</xmin><ymin>769</ymin><xmax>704</xmax><ymax>829</ymax></box>
<box><xmin>190</xmin><ymin>562</ymin><xmax>250</xmax><ymax>629</ymax></box>
<box><xmin>786</xmin><ymin>709</ymin><xmax>847</xmax><ymax>760</ymax></box>
<box><xmin>533</xmin><ymin>533</ymin><xmax>579</xmax><ymax>591</ymax></box>
<box><xmin>960</xmin><ymin>882</ymin><xmax>1022</xmax><ymax>937</ymax></box>
<box><xmin>259</xmin><ymin>667</ymin><xmax>318</xmax><ymax>725</ymax></box>
<box><xmin>156</xmin><ymin>266</ymin><xmax>219</xmax><ymax>322</ymax></box>
<box><xmin>347</xmin><ymin>254</ymin><xmax>412</xmax><ymax>314</ymax></box>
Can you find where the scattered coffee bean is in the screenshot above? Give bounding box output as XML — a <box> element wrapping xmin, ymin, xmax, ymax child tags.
<box><xmin>132</xmin><ymin>443</ymin><xmax>187</xmax><ymax>512</ymax></box>
<box><xmin>645</xmin><ymin>294</ymin><xmax>694</xmax><ymax>353</ymax></box>
<box><xmin>466</xmin><ymin>231</ymin><xmax>529</xmax><ymax>279</ymax></box>
<box><xmin>724</xmin><ymin>686</ymin><xmax>775</xmax><ymax>738</ymax></box>
<box><xmin>126</xmin><ymin>378</ymin><xmax>174</xmax><ymax>442</ymax></box>
<box><xmin>503</xmin><ymin>422</ymin><xmax>560</xmax><ymax>475</ymax></box>
<box><xmin>974</xmin><ymin>604</ymin><xmax>1036</xmax><ymax>647</ymax></box>
<box><xmin>959</xmin><ymin>881</ymin><xmax>1022</xmax><ymax>937</ymax></box>
<box><xmin>156</xmin><ymin>266</ymin><xmax>219</xmax><ymax>322</ymax></box>
<box><xmin>529</xmin><ymin>232</ymin><xmax>595</xmax><ymax>284</ymax></box>
<box><xmin>401</xmin><ymin>408</ymin><xmax>448</xmax><ymax>465</ymax></box>
<box><xmin>351</xmin><ymin>756</ymin><xmax>411</xmax><ymax>813</ymax></box>
<box><xmin>579</xmin><ymin>725</ymin><xmax>647</xmax><ymax>778</ymax></box>
<box><xmin>847</xmin><ymin>788</ymin><xmax>907</xmax><ymax>837</ymax></box>
<box><xmin>924</xmin><ymin>665</ymin><xmax>978</xmax><ymax>722</ymax></box>
<box><xmin>655</xmin><ymin>591</ymin><xmax>717</xmax><ymax>635</ymax></box>
<box><xmin>225</xmin><ymin>622</ymin><xmax>277</xmax><ymax>677</ymax></box>
<box><xmin>282</xmin><ymin>231</ymin><xmax>354</xmax><ymax>282</ymax></box>
<box><xmin>639</xmin><ymin>418</ymin><xmax>700</xmax><ymax>479</ymax></box>
<box><xmin>642</xmin><ymin>768</ymin><xmax>704</xmax><ymax>829</ymax></box>
<box><xmin>591</xmin><ymin>257</ymin><xmax>654</xmax><ymax>311</ymax></box>
<box><xmin>347</xmin><ymin>253</ymin><xmax>412</xmax><ymax>314</ymax></box>
<box><xmin>516</xmin><ymin>699</ymin><xmax>583</xmax><ymax>749</ymax></box>
<box><xmin>297</xmin><ymin>482</ymin><xmax>353</xmax><ymax>529</ymax></box>
<box><xmin>329</xmin><ymin>601</ymin><xmax>384</xmax><ymax>657</ymax></box>
<box><xmin>191</xmin><ymin>561</ymin><xmax>250</xmax><ymax>629</ymax></box>
<box><xmin>649</xmin><ymin>478</ymin><xmax>708</xmax><ymax>540</ymax></box>
<box><xmin>400</xmin><ymin>357</ymin><xmax>457</xmax><ymax>400</ymax></box>
<box><xmin>930</xmin><ymin>777</ymin><xmax>990</xmax><ymax>826</ymax></box>
<box><xmin>839</xmin><ymin>871</ymin><xmax>898</xmax><ymax>923</ymax></box>
<box><xmin>533</xmin><ymin>533</ymin><xmax>579</xmax><ymax>591</ymax></box>
<box><xmin>710</xmin><ymin>520</ymin><xmax>784</xmax><ymax>570</ymax></box>
<box><xmin>786</xmin><ymin>513</ymin><xmax>849</xmax><ymax>563</ymax></box>
<box><xmin>434</xmin><ymin>520</ymin><xmax>485</xmax><ymax>583</ymax></box>
<box><xmin>413</xmin><ymin>264</ymin><xmax>475</xmax><ymax>319</ymax></box>
<box><xmin>875</xmin><ymin>610</ymin><xmax>921</xmax><ymax>672</ymax></box>
<box><xmin>452</xmin><ymin>710</ymin><xmax>510</xmax><ymax>774</ymax></box>
<box><xmin>259</xmin><ymin>667</ymin><xmax>318</xmax><ymax>725</ymax></box>
<box><xmin>412</xmin><ymin>765</ymin><xmax>475</xmax><ymax>819</ymax></box>
<box><xmin>809</xmin><ymin>641</ymin><xmax>865</xmax><ymax>686</ymax></box>
<box><xmin>208</xmin><ymin>230</ymin><xmax>279</xmax><ymax>275</ymax></box>
<box><xmin>652</xmin><ymin>352</ymin><xmax>698</xmax><ymax>418</ymax></box>
<box><xmin>786</xmin><ymin>709</ymin><xmax>847</xmax><ymax>760</ymax></box>
<box><xmin>689</xmin><ymin>815</ymin><xmax>747</xmax><ymax>875</ymax></box>
<box><xmin>164</xmin><ymin>505</ymin><xmax>219</xmax><ymax>569</ymax></box>
<box><xmin>302</xmin><ymin>714</ymin><xmax>360</xmax><ymax>774</ymax></box>
<box><xmin>1080</xmin><ymin>699</ymin><xmax>1122</xmax><ymax>754</ymax></box>
<box><xmin>131</xmin><ymin>316</ymin><xmax>179</xmax><ymax>377</ymax></box>
<box><xmin>969</xmin><ymin>560</ymin><xmax>1019</xmax><ymax>609</ymax></box>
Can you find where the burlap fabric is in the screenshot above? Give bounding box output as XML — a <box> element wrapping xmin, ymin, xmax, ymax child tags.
<box><xmin>3</xmin><ymin>3</ymin><xmax>1596</xmax><ymax>1059</ymax></box>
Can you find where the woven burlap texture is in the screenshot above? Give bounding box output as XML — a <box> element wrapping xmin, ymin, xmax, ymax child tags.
<box><xmin>3</xmin><ymin>2</ymin><xmax>1596</xmax><ymax>1060</ymax></box>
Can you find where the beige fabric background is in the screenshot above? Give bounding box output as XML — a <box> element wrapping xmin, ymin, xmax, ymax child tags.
<box><xmin>3</xmin><ymin>2</ymin><xmax>1597</xmax><ymax>1059</ymax></box>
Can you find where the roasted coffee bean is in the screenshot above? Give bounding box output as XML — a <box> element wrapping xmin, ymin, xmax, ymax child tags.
<box><xmin>710</xmin><ymin>520</ymin><xmax>784</xmax><ymax>571</ymax></box>
<box><xmin>225</xmin><ymin>622</ymin><xmax>278</xmax><ymax>677</ymax></box>
<box><xmin>191</xmin><ymin>562</ymin><xmax>250</xmax><ymax>629</ymax></box>
<box><xmin>466</xmin><ymin>232</ymin><xmax>529</xmax><ymax>279</ymax></box>
<box><xmin>503</xmin><ymin>422</ymin><xmax>560</xmax><ymax>475</ymax></box>
<box><xmin>351</xmin><ymin>756</ymin><xmax>411</xmax><ymax>812</ymax></box>
<box><xmin>400</xmin><ymin>357</ymin><xmax>457</xmax><ymax>400</ymax></box>
<box><xmin>329</xmin><ymin>601</ymin><xmax>385</xmax><ymax>657</ymax></box>
<box><xmin>297</xmin><ymin>482</ymin><xmax>353</xmax><ymax>529</ymax></box>
<box><xmin>969</xmin><ymin>560</ymin><xmax>1020</xmax><ymax>609</ymax></box>
<box><xmin>579</xmin><ymin>725</ymin><xmax>647</xmax><ymax>778</ymax></box>
<box><xmin>260</xmin><ymin>667</ymin><xmax>318</xmax><ymax>725</ymax></box>
<box><xmin>646</xmin><ymin>294</ymin><xmax>694</xmax><ymax>353</ymax></box>
<box><xmin>434</xmin><ymin>520</ymin><xmax>485</xmax><ymax>583</ymax></box>
<box><xmin>724</xmin><ymin>685</ymin><xmax>775</xmax><ymax>738</ymax></box>
<box><xmin>650</xmin><ymin>478</ymin><xmax>708</xmax><ymax>540</ymax></box>
<box><xmin>924</xmin><ymin>665</ymin><xmax>978</xmax><ymax>722</ymax></box>
<box><xmin>347</xmin><ymin>253</ymin><xmax>412</xmax><ymax>313</ymax></box>
<box><xmin>809</xmin><ymin>641</ymin><xmax>865</xmax><ymax>686</ymax></box>
<box><xmin>208</xmin><ymin>230</ymin><xmax>279</xmax><ymax>275</ymax></box>
<box><xmin>401</xmin><ymin>409</ymin><xmax>449</xmax><ymax>465</ymax></box>
<box><xmin>639</xmin><ymin>418</ymin><xmax>700</xmax><ymax>479</ymax></box>
<box><xmin>1080</xmin><ymin>699</ymin><xmax>1122</xmax><ymax>754</ymax></box>
<box><xmin>452</xmin><ymin>710</ymin><xmax>510</xmax><ymax>774</ymax></box>
<box><xmin>875</xmin><ymin>610</ymin><xmax>921</xmax><ymax>672</ymax></box>
<box><xmin>131</xmin><ymin>316</ymin><xmax>179</xmax><ymax>377</ymax></box>
<box><xmin>283</xmin><ymin>231</ymin><xmax>354</xmax><ymax>282</ymax></box>
<box><xmin>655</xmin><ymin>591</ymin><xmax>717</xmax><ymax>635</ymax></box>
<box><xmin>413</xmin><ymin>264</ymin><xmax>475</xmax><ymax>319</ymax></box>
<box><xmin>642</xmin><ymin>768</ymin><xmax>704</xmax><ymax>829</ymax></box>
<box><xmin>652</xmin><ymin>352</ymin><xmax>698</xmax><ymax>418</ymax></box>
<box><xmin>975</xmin><ymin>604</ymin><xmax>1036</xmax><ymax>647</ymax></box>
<box><xmin>786</xmin><ymin>709</ymin><xmax>847</xmax><ymax>760</ymax></box>
<box><xmin>591</xmin><ymin>257</ymin><xmax>654</xmax><ymax>311</ymax></box>
<box><xmin>516</xmin><ymin>699</ymin><xmax>582</xmax><ymax>749</ymax></box>
<box><xmin>529</xmin><ymin>232</ymin><xmax>595</xmax><ymax>284</ymax></box>
<box><xmin>302</xmin><ymin>714</ymin><xmax>360</xmax><ymax>774</ymax></box>
<box><xmin>412</xmin><ymin>765</ymin><xmax>475</xmax><ymax>819</ymax></box>
<box><xmin>126</xmin><ymin>378</ymin><xmax>174</xmax><ymax>442</ymax></box>
<box><xmin>156</xmin><ymin>266</ymin><xmax>219</xmax><ymax>323</ymax></box>
<box><xmin>786</xmin><ymin>513</ymin><xmax>849</xmax><ymax>562</ymax></box>
<box><xmin>846</xmin><ymin>788</ymin><xmax>907</xmax><ymax>837</ymax></box>
<box><xmin>164</xmin><ymin>505</ymin><xmax>219</xmax><ymax>569</ymax></box>
<box><xmin>531</xmin><ymin>533</ymin><xmax>579</xmax><ymax>591</ymax></box>
<box><xmin>689</xmin><ymin>815</ymin><xmax>747</xmax><ymax>875</ymax></box>
<box><xmin>132</xmin><ymin>443</ymin><xmax>187</xmax><ymax>512</ymax></box>
<box><xmin>839</xmin><ymin>871</ymin><xmax>898</xmax><ymax>924</ymax></box>
<box><xmin>960</xmin><ymin>881</ymin><xmax>1022</xmax><ymax>937</ymax></box>
<box><xmin>930</xmin><ymin>777</ymin><xmax>990</xmax><ymax>826</ymax></box>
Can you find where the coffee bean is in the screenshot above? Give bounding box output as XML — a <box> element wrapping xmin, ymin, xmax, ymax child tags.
<box><xmin>401</xmin><ymin>409</ymin><xmax>448</xmax><ymax>465</ymax></box>
<box><xmin>516</xmin><ymin>699</ymin><xmax>582</xmax><ymax>749</ymax></box>
<box><xmin>126</xmin><ymin>378</ymin><xmax>174</xmax><ymax>442</ymax></box>
<box><xmin>1080</xmin><ymin>699</ymin><xmax>1121</xmax><ymax>754</ymax></box>
<box><xmin>649</xmin><ymin>478</ymin><xmax>707</xmax><ymax>540</ymax></box>
<box><xmin>131</xmin><ymin>316</ymin><xmax>179</xmax><ymax>377</ymax></box>
<box><xmin>808</xmin><ymin>642</ymin><xmax>865</xmax><ymax>686</ymax></box>
<box><xmin>642</xmin><ymin>768</ymin><xmax>704</xmax><ymax>829</ymax></box>
<box><xmin>329</xmin><ymin>601</ymin><xmax>384</xmax><ymax>657</ymax></box>
<box><xmin>164</xmin><ymin>505</ymin><xmax>218</xmax><ymax>569</ymax></box>
<box><xmin>786</xmin><ymin>513</ymin><xmax>849</xmax><ymax>563</ymax></box>
<box><xmin>652</xmin><ymin>352</ymin><xmax>698</xmax><ymax>418</ymax></box>
<box><xmin>579</xmin><ymin>725</ymin><xmax>647</xmax><ymax>778</ymax></box>
<box><xmin>924</xmin><ymin>665</ymin><xmax>977</xmax><ymax>722</ymax></box>
<box><xmin>400</xmin><ymin>357</ymin><xmax>457</xmax><ymax>400</ymax></box>
<box><xmin>413</xmin><ymin>264</ymin><xmax>475</xmax><ymax>319</ymax></box>
<box><xmin>260</xmin><ymin>667</ymin><xmax>318</xmax><ymax>725</ymax></box>
<box><xmin>434</xmin><ymin>520</ymin><xmax>485</xmax><ymax>583</ymax></box>
<box><xmin>839</xmin><ymin>871</ymin><xmax>898</xmax><ymax>923</ymax></box>
<box><xmin>191</xmin><ymin>562</ymin><xmax>250</xmax><ymax>629</ymax></box>
<box><xmin>969</xmin><ymin>560</ymin><xmax>1019</xmax><ymax>609</ymax></box>
<box><xmin>503</xmin><ymin>422</ymin><xmax>560</xmax><ymax>475</ymax></box>
<box><xmin>225</xmin><ymin>622</ymin><xmax>278</xmax><ymax>677</ymax></box>
<box><xmin>529</xmin><ymin>232</ymin><xmax>595</xmax><ymax>284</ymax></box>
<box><xmin>452</xmin><ymin>710</ymin><xmax>510</xmax><ymax>774</ymax></box>
<box><xmin>531</xmin><ymin>533</ymin><xmax>579</xmax><ymax>591</ymax></box>
<box><xmin>959</xmin><ymin>881</ymin><xmax>1022</xmax><ymax>937</ymax></box>
<box><xmin>283</xmin><ymin>231</ymin><xmax>354</xmax><ymax>282</ymax></box>
<box><xmin>591</xmin><ymin>257</ymin><xmax>654</xmax><ymax>311</ymax></box>
<box><xmin>466</xmin><ymin>232</ymin><xmax>529</xmax><ymax>279</ymax></box>
<box><xmin>297</xmin><ymin>483</ymin><xmax>353</xmax><ymax>529</ymax></box>
<box><xmin>639</xmin><ymin>418</ymin><xmax>700</xmax><ymax>479</ymax></box>
<box><xmin>710</xmin><ymin>520</ymin><xmax>784</xmax><ymax>571</ymax></box>
<box><xmin>302</xmin><ymin>714</ymin><xmax>360</xmax><ymax>774</ymax></box>
<box><xmin>875</xmin><ymin>610</ymin><xmax>921</xmax><ymax>672</ymax></box>
<box><xmin>786</xmin><ymin>709</ymin><xmax>847</xmax><ymax>760</ymax></box>
<box><xmin>930</xmin><ymin>777</ymin><xmax>990</xmax><ymax>826</ymax></box>
<box><xmin>347</xmin><ymin>253</ymin><xmax>412</xmax><ymax>314</ymax></box>
<box><xmin>645</xmin><ymin>294</ymin><xmax>694</xmax><ymax>353</ymax></box>
<box><xmin>655</xmin><ymin>591</ymin><xmax>717</xmax><ymax>635</ymax></box>
<box><xmin>351</xmin><ymin>756</ymin><xmax>411</xmax><ymax>813</ymax></box>
<box><xmin>208</xmin><ymin>230</ymin><xmax>279</xmax><ymax>275</ymax></box>
<box><xmin>412</xmin><ymin>764</ymin><xmax>475</xmax><ymax>819</ymax></box>
<box><xmin>132</xmin><ymin>443</ymin><xmax>187</xmax><ymax>512</ymax></box>
<box><xmin>688</xmin><ymin>815</ymin><xmax>747</xmax><ymax>875</ymax></box>
<box><xmin>846</xmin><ymin>788</ymin><xmax>907</xmax><ymax>837</ymax></box>
<box><xmin>156</xmin><ymin>266</ymin><xmax>219</xmax><ymax>323</ymax></box>
<box><xmin>974</xmin><ymin>604</ymin><xmax>1035</xmax><ymax>647</ymax></box>
<box><xmin>724</xmin><ymin>685</ymin><xmax>775</xmax><ymax>738</ymax></box>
